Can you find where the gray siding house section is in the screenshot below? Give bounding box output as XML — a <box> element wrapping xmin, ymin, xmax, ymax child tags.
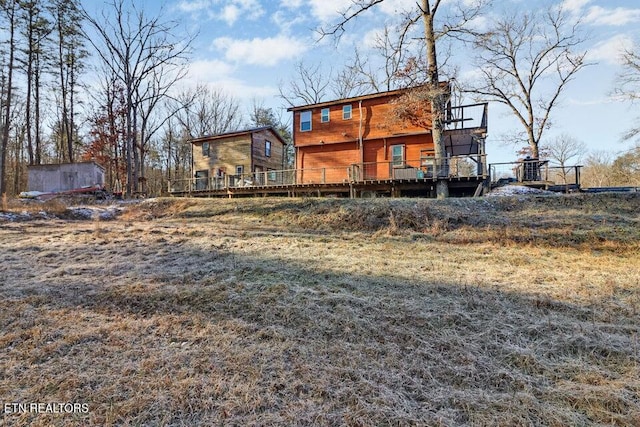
<box><xmin>28</xmin><ymin>162</ymin><xmax>105</xmax><ymax>193</ymax></box>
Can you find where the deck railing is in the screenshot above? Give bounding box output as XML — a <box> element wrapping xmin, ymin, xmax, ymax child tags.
<box><xmin>445</xmin><ymin>102</ymin><xmax>488</xmax><ymax>131</ymax></box>
<box><xmin>490</xmin><ymin>160</ymin><xmax>582</xmax><ymax>188</ymax></box>
<box><xmin>168</xmin><ymin>154</ymin><xmax>488</xmax><ymax>193</ymax></box>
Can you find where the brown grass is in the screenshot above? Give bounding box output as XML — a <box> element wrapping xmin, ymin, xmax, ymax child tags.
<box><xmin>0</xmin><ymin>194</ymin><xmax>638</xmax><ymax>426</ymax></box>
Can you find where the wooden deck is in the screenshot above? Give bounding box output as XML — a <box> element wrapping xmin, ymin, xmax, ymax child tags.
<box><xmin>169</xmin><ymin>155</ymin><xmax>488</xmax><ymax>198</ymax></box>
<box><xmin>168</xmin><ymin>175</ymin><xmax>487</xmax><ymax>198</ymax></box>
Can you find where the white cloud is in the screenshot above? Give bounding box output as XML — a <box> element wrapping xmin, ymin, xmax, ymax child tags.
<box><xmin>561</xmin><ymin>0</ymin><xmax>592</xmax><ymax>14</ymax></box>
<box><xmin>567</xmin><ymin>96</ymin><xmax>615</xmax><ymax>107</ymax></box>
<box><xmin>583</xmin><ymin>6</ymin><xmax>640</xmax><ymax>26</ymax></box>
<box><xmin>176</xmin><ymin>0</ymin><xmax>211</xmax><ymax>13</ymax></box>
<box><xmin>587</xmin><ymin>34</ymin><xmax>634</xmax><ymax>65</ymax></box>
<box><xmin>562</xmin><ymin>0</ymin><xmax>640</xmax><ymax>26</ymax></box>
<box><xmin>280</xmin><ymin>0</ymin><xmax>303</xmax><ymax>9</ymax></box>
<box><xmin>188</xmin><ymin>0</ymin><xmax>264</xmax><ymax>26</ymax></box>
<box><xmin>271</xmin><ymin>10</ymin><xmax>306</xmax><ymax>33</ymax></box>
<box><xmin>362</xmin><ymin>28</ymin><xmax>384</xmax><ymax>49</ymax></box>
<box><xmin>182</xmin><ymin>59</ymin><xmax>277</xmax><ymax>101</ymax></box>
<box><xmin>221</xmin><ymin>5</ymin><xmax>240</xmax><ymax>25</ymax></box>
<box><xmin>186</xmin><ymin>59</ymin><xmax>236</xmax><ymax>82</ymax></box>
<box><xmin>213</xmin><ymin>35</ymin><xmax>309</xmax><ymax>66</ymax></box>
<box><xmin>308</xmin><ymin>0</ymin><xmax>344</xmax><ymax>22</ymax></box>
<box><xmin>379</xmin><ymin>0</ymin><xmax>415</xmax><ymax>15</ymax></box>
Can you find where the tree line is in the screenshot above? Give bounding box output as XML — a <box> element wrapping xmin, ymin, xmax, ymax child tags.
<box><xmin>0</xmin><ymin>0</ymin><xmax>291</xmax><ymax>198</ymax></box>
<box><xmin>1</xmin><ymin>0</ymin><xmax>639</xmax><ymax>198</ymax></box>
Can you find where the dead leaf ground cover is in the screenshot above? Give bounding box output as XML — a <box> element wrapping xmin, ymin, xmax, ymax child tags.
<box><xmin>0</xmin><ymin>194</ymin><xmax>639</xmax><ymax>426</ymax></box>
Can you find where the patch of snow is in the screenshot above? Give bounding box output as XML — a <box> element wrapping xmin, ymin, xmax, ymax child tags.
<box><xmin>18</xmin><ymin>191</ymin><xmax>48</xmax><ymax>199</ymax></box>
<box><xmin>486</xmin><ymin>185</ymin><xmax>559</xmax><ymax>197</ymax></box>
<box><xmin>1</xmin><ymin>205</ymin><xmax>124</xmax><ymax>222</ymax></box>
<box><xmin>68</xmin><ymin>205</ymin><xmax>124</xmax><ymax>220</ymax></box>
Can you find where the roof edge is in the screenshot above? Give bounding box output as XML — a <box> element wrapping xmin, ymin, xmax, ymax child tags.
<box><xmin>189</xmin><ymin>126</ymin><xmax>287</xmax><ymax>145</ymax></box>
<box><xmin>286</xmin><ymin>82</ymin><xmax>450</xmax><ymax>112</ymax></box>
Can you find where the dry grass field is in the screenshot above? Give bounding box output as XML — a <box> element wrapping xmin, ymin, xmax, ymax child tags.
<box><xmin>0</xmin><ymin>193</ymin><xmax>639</xmax><ymax>426</ymax></box>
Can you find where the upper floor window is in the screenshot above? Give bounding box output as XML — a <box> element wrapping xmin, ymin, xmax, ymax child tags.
<box><xmin>265</xmin><ymin>140</ymin><xmax>272</xmax><ymax>157</ymax></box>
<box><xmin>321</xmin><ymin>108</ymin><xmax>330</xmax><ymax>123</ymax></box>
<box><xmin>300</xmin><ymin>111</ymin><xmax>312</xmax><ymax>132</ymax></box>
<box><xmin>343</xmin><ymin>105</ymin><xmax>352</xmax><ymax>120</ymax></box>
<box><xmin>202</xmin><ymin>142</ymin><xmax>210</xmax><ymax>157</ymax></box>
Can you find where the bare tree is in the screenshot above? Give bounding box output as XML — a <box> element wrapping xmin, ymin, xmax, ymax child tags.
<box><xmin>82</xmin><ymin>0</ymin><xmax>193</xmax><ymax>196</ymax></box>
<box><xmin>278</xmin><ymin>61</ymin><xmax>331</xmax><ymax>107</ymax></box>
<box><xmin>468</xmin><ymin>7</ymin><xmax>588</xmax><ymax>159</ymax></box>
<box><xmin>543</xmin><ymin>133</ymin><xmax>586</xmax><ymax>184</ymax></box>
<box><xmin>344</xmin><ymin>24</ymin><xmax>426</xmax><ymax>93</ymax></box>
<box><xmin>319</xmin><ymin>0</ymin><xmax>489</xmax><ymax>198</ymax></box>
<box><xmin>20</xmin><ymin>0</ymin><xmax>52</xmax><ymax>166</ymax></box>
<box><xmin>611</xmin><ymin>145</ymin><xmax>640</xmax><ymax>185</ymax></box>
<box><xmin>580</xmin><ymin>150</ymin><xmax>614</xmax><ymax>188</ymax></box>
<box><xmin>170</xmin><ymin>84</ymin><xmax>244</xmax><ymax>138</ymax></box>
<box><xmin>332</xmin><ymin>56</ymin><xmax>369</xmax><ymax>99</ymax></box>
<box><xmin>134</xmin><ymin>63</ymin><xmax>189</xmax><ymax>194</ymax></box>
<box><xmin>544</xmin><ymin>134</ymin><xmax>586</xmax><ymax>165</ymax></box>
<box><xmin>615</xmin><ymin>42</ymin><xmax>640</xmax><ymax>141</ymax></box>
<box><xmin>0</xmin><ymin>0</ymin><xmax>18</xmax><ymax>196</ymax></box>
<box><xmin>49</xmin><ymin>0</ymin><xmax>86</xmax><ymax>164</ymax></box>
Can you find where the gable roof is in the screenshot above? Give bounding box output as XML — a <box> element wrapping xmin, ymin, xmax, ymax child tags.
<box><xmin>189</xmin><ymin>126</ymin><xmax>287</xmax><ymax>145</ymax></box>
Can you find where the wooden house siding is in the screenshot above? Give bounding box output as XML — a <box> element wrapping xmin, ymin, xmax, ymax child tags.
<box><xmin>193</xmin><ymin>135</ymin><xmax>252</xmax><ymax>176</ymax></box>
<box><xmin>191</xmin><ymin>127</ymin><xmax>286</xmax><ymax>179</ymax></box>
<box><xmin>292</xmin><ymin>93</ymin><xmax>432</xmax><ymax>147</ymax></box>
<box><xmin>290</xmin><ymin>89</ymin><xmax>441</xmax><ymax>178</ymax></box>
<box><xmin>250</xmin><ymin>129</ymin><xmax>285</xmax><ymax>172</ymax></box>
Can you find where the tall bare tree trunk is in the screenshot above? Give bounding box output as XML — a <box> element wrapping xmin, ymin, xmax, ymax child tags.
<box><xmin>34</xmin><ymin>55</ymin><xmax>42</xmax><ymax>164</ymax></box>
<box><xmin>25</xmin><ymin>10</ymin><xmax>34</xmax><ymax>165</ymax></box>
<box><xmin>422</xmin><ymin>0</ymin><xmax>449</xmax><ymax>198</ymax></box>
<box><xmin>0</xmin><ymin>0</ymin><xmax>17</xmax><ymax>196</ymax></box>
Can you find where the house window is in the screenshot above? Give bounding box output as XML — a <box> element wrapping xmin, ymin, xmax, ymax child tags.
<box><xmin>321</xmin><ymin>108</ymin><xmax>330</xmax><ymax>123</ymax></box>
<box><xmin>236</xmin><ymin>165</ymin><xmax>244</xmax><ymax>175</ymax></box>
<box><xmin>265</xmin><ymin>140</ymin><xmax>271</xmax><ymax>157</ymax></box>
<box><xmin>202</xmin><ymin>142</ymin><xmax>210</xmax><ymax>157</ymax></box>
<box><xmin>300</xmin><ymin>111</ymin><xmax>312</xmax><ymax>132</ymax></box>
<box><xmin>268</xmin><ymin>170</ymin><xmax>277</xmax><ymax>181</ymax></box>
<box><xmin>391</xmin><ymin>145</ymin><xmax>405</xmax><ymax>167</ymax></box>
<box><xmin>343</xmin><ymin>105</ymin><xmax>352</xmax><ymax>120</ymax></box>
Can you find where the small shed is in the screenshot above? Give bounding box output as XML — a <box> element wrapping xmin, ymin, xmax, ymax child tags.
<box><xmin>27</xmin><ymin>162</ymin><xmax>105</xmax><ymax>193</ymax></box>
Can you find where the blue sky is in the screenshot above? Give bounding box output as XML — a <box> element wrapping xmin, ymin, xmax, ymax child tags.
<box><xmin>112</xmin><ymin>0</ymin><xmax>640</xmax><ymax>164</ymax></box>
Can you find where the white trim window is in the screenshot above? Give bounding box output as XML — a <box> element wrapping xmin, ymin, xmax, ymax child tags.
<box><xmin>391</xmin><ymin>144</ymin><xmax>405</xmax><ymax>167</ymax></box>
<box><xmin>236</xmin><ymin>165</ymin><xmax>244</xmax><ymax>175</ymax></box>
<box><xmin>321</xmin><ymin>108</ymin><xmax>330</xmax><ymax>123</ymax></box>
<box><xmin>343</xmin><ymin>105</ymin><xmax>352</xmax><ymax>120</ymax></box>
<box><xmin>300</xmin><ymin>111</ymin><xmax>312</xmax><ymax>132</ymax></box>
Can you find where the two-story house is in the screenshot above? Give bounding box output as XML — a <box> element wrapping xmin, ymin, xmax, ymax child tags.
<box><xmin>190</xmin><ymin>126</ymin><xmax>287</xmax><ymax>190</ymax></box>
<box><xmin>288</xmin><ymin>86</ymin><xmax>488</xmax><ymax>196</ymax></box>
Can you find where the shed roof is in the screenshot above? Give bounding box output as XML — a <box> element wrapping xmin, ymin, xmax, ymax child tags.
<box><xmin>27</xmin><ymin>161</ymin><xmax>105</xmax><ymax>171</ymax></box>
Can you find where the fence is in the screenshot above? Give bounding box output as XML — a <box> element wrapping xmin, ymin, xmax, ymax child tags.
<box><xmin>490</xmin><ymin>160</ymin><xmax>581</xmax><ymax>188</ymax></box>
